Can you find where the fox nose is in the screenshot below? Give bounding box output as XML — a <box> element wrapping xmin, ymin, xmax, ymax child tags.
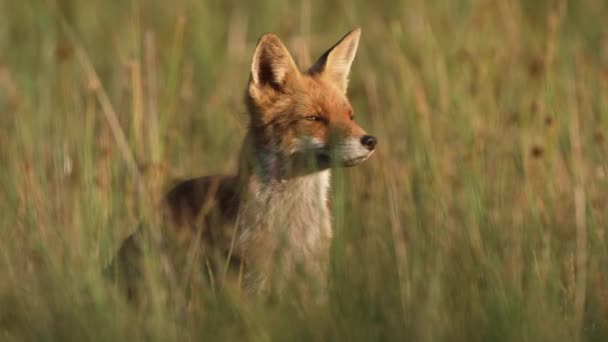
<box><xmin>360</xmin><ymin>135</ymin><xmax>377</xmax><ymax>151</ymax></box>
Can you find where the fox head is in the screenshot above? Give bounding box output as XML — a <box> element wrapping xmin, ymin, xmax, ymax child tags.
<box><xmin>245</xmin><ymin>28</ymin><xmax>377</xmax><ymax>178</ymax></box>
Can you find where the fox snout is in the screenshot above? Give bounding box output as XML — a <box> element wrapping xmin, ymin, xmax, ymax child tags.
<box><xmin>330</xmin><ymin>133</ymin><xmax>377</xmax><ymax>167</ymax></box>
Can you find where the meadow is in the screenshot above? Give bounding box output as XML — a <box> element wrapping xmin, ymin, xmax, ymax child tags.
<box><xmin>1</xmin><ymin>0</ymin><xmax>608</xmax><ymax>340</ymax></box>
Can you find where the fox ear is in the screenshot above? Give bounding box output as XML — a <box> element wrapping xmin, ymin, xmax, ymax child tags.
<box><xmin>309</xmin><ymin>28</ymin><xmax>361</xmax><ymax>93</ymax></box>
<box><xmin>250</xmin><ymin>33</ymin><xmax>299</xmax><ymax>90</ymax></box>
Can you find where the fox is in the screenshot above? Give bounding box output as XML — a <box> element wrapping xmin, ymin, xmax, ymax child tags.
<box><xmin>109</xmin><ymin>28</ymin><xmax>377</xmax><ymax>296</ymax></box>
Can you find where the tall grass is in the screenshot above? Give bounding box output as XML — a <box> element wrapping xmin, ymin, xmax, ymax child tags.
<box><xmin>1</xmin><ymin>0</ymin><xmax>607</xmax><ymax>340</ymax></box>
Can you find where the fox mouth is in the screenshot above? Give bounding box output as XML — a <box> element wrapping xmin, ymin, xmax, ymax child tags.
<box><xmin>315</xmin><ymin>150</ymin><xmax>374</xmax><ymax>167</ymax></box>
<box><xmin>342</xmin><ymin>151</ymin><xmax>373</xmax><ymax>167</ymax></box>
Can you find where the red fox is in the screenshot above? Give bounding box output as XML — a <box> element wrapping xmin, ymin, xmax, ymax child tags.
<box><xmin>110</xmin><ymin>28</ymin><xmax>376</xmax><ymax>296</ymax></box>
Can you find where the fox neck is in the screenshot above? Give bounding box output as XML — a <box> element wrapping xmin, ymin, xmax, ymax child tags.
<box><xmin>238</xmin><ymin>132</ymin><xmax>330</xmax><ymax>194</ymax></box>
<box><xmin>238</xmin><ymin>133</ymin><xmax>332</xmax><ymax>223</ymax></box>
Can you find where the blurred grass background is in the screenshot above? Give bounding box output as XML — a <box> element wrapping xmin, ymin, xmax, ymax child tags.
<box><xmin>1</xmin><ymin>0</ymin><xmax>608</xmax><ymax>340</ymax></box>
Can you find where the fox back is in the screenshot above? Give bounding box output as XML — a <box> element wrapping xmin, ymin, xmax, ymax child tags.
<box><xmin>109</xmin><ymin>28</ymin><xmax>377</xmax><ymax>296</ymax></box>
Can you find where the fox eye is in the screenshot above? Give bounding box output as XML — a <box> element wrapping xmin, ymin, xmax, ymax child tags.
<box><xmin>305</xmin><ymin>115</ymin><xmax>322</xmax><ymax>122</ymax></box>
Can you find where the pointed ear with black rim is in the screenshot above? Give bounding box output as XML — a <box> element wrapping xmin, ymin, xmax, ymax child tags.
<box><xmin>309</xmin><ymin>28</ymin><xmax>361</xmax><ymax>93</ymax></box>
<box><xmin>250</xmin><ymin>33</ymin><xmax>299</xmax><ymax>91</ymax></box>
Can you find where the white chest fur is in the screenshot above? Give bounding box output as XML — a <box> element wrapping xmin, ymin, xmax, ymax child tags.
<box><xmin>236</xmin><ymin>169</ymin><xmax>332</xmax><ymax>290</ymax></box>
